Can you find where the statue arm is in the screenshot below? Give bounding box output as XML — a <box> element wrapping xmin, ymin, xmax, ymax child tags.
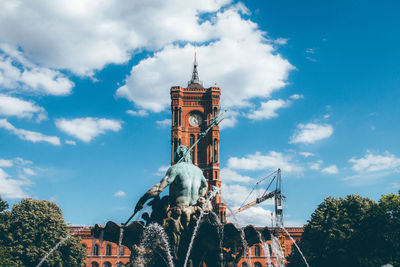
<box><xmin>199</xmin><ymin>174</ymin><xmax>208</xmax><ymax>197</ymax></box>
<box><xmin>134</xmin><ymin>168</ymin><xmax>176</xmax><ymax>214</ymax></box>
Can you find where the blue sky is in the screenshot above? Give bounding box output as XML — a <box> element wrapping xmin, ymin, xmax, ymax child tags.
<box><xmin>0</xmin><ymin>0</ymin><xmax>399</xmax><ymax>227</ymax></box>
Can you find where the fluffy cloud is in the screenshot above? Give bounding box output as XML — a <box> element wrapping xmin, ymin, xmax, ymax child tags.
<box><xmin>55</xmin><ymin>117</ymin><xmax>122</xmax><ymax>142</ymax></box>
<box><xmin>247</xmin><ymin>99</ymin><xmax>289</xmax><ymax>120</ymax></box>
<box><xmin>309</xmin><ymin>160</ymin><xmax>323</xmax><ymax>170</ymax></box>
<box><xmin>227</xmin><ymin>151</ymin><xmax>303</xmax><ymax>173</ymax></box>
<box><xmin>0</xmin><ymin>168</ymin><xmax>30</xmax><ymax>199</ymax></box>
<box><xmin>114</xmin><ymin>190</ymin><xmax>126</xmax><ymax>197</ymax></box>
<box><xmin>0</xmin><ymin>94</ymin><xmax>46</xmax><ymax>121</ymax></box>
<box><xmin>126</xmin><ymin>110</ymin><xmax>148</xmax><ymax>117</ymax></box>
<box><xmin>65</xmin><ymin>140</ymin><xmax>76</xmax><ymax>145</ymax></box>
<box><xmin>116</xmin><ymin>6</ymin><xmax>293</xmax><ymax>113</ymax></box>
<box><xmin>322</xmin><ymin>165</ymin><xmax>339</xmax><ymax>174</ymax></box>
<box><xmin>0</xmin><ymin>45</ymin><xmax>74</xmax><ymax>95</ymax></box>
<box><xmin>156</xmin><ymin>165</ymin><xmax>170</xmax><ymax>176</ymax></box>
<box><xmin>220</xmin><ymin>168</ymin><xmax>254</xmax><ymax>183</ymax></box>
<box><xmin>300</xmin><ymin>152</ymin><xmax>314</xmax><ymax>158</ymax></box>
<box><xmin>0</xmin><ymin>119</ymin><xmax>60</xmax><ymax>145</ymax></box>
<box><xmin>155</xmin><ymin>119</ymin><xmax>171</xmax><ymax>128</ymax></box>
<box><xmin>0</xmin><ymin>159</ymin><xmax>13</xmax><ymax>167</ymax></box>
<box><xmin>0</xmin><ymin>0</ymin><xmax>230</xmax><ymax>76</ymax></box>
<box><xmin>349</xmin><ymin>151</ymin><xmax>400</xmax><ymax>173</ymax></box>
<box><xmin>289</xmin><ymin>123</ymin><xmax>333</xmax><ymax>144</ymax></box>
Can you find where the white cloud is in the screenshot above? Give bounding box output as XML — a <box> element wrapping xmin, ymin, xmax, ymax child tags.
<box><xmin>349</xmin><ymin>151</ymin><xmax>400</xmax><ymax>173</ymax></box>
<box><xmin>322</xmin><ymin>165</ymin><xmax>339</xmax><ymax>174</ymax></box>
<box><xmin>247</xmin><ymin>99</ymin><xmax>289</xmax><ymax>120</ymax></box>
<box><xmin>0</xmin><ymin>159</ymin><xmax>13</xmax><ymax>167</ymax></box>
<box><xmin>0</xmin><ymin>45</ymin><xmax>74</xmax><ymax>95</ymax></box>
<box><xmin>0</xmin><ymin>168</ymin><xmax>30</xmax><ymax>199</ymax></box>
<box><xmin>156</xmin><ymin>165</ymin><xmax>170</xmax><ymax>176</ymax></box>
<box><xmin>273</xmin><ymin>38</ymin><xmax>289</xmax><ymax>45</ymax></box>
<box><xmin>114</xmin><ymin>190</ymin><xmax>126</xmax><ymax>197</ymax></box>
<box><xmin>289</xmin><ymin>123</ymin><xmax>333</xmax><ymax>144</ymax></box>
<box><xmin>156</xmin><ymin>119</ymin><xmax>171</xmax><ymax>128</ymax></box>
<box><xmin>220</xmin><ymin>168</ymin><xmax>254</xmax><ymax>183</ymax></box>
<box><xmin>126</xmin><ymin>110</ymin><xmax>148</xmax><ymax>117</ymax></box>
<box><xmin>228</xmin><ymin>205</ymin><xmax>274</xmax><ymax>226</ymax></box>
<box><xmin>65</xmin><ymin>140</ymin><xmax>76</xmax><ymax>145</ymax></box>
<box><xmin>219</xmin><ymin>110</ymin><xmax>239</xmax><ymax>129</ymax></box>
<box><xmin>0</xmin><ymin>94</ymin><xmax>46</xmax><ymax>121</ymax></box>
<box><xmin>23</xmin><ymin>167</ymin><xmax>36</xmax><ymax>176</ymax></box>
<box><xmin>116</xmin><ymin>6</ymin><xmax>293</xmax><ymax>113</ymax></box>
<box><xmin>227</xmin><ymin>151</ymin><xmax>303</xmax><ymax>173</ymax></box>
<box><xmin>289</xmin><ymin>94</ymin><xmax>304</xmax><ymax>100</ymax></box>
<box><xmin>309</xmin><ymin>160</ymin><xmax>323</xmax><ymax>170</ymax></box>
<box><xmin>305</xmin><ymin>48</ymin><xmax>315</xmax><ymax>54</ymax></box>
<box><xmin>300</xmin><ymin>152</ymin><xmax>314</xmax><ymax>158</ymax></box>
<box><xmin>0</xmin><ymin>0</ymin><xmax>231</xmax><ymax>76</ymax></box>
<box><xmin>0</xmin><ymin>119</ymin><xmax>60</xmax><ymax>145</ymax></box>
<box><xmin>55</xmin><ymin>117</ymin><xmax>122</xmax><ymax>142</ymax></box>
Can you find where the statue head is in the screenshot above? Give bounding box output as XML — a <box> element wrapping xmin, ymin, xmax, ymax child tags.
<box><xmin>175</xmin><ymin>145</ymin><xmax>191</xmax><ymax>163</ymax></box>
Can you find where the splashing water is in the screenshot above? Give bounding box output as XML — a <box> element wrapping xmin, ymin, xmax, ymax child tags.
<box><xmin>239</xmin><ymin>228</ymin><xmax>252</xmax><ymax>267</ymax></box>
<box><xmin>116</xmin><ymin>227</ymin><xmax>124</xmax><ymax>263</ymax></box>
<box><xmin>271</xmin><ymin>234</ymin><xmax>285</xmax><ymax>267</ymax></box>
<box><xmin>36</xmin><ymin>227</ymin><xmax>86</xmax><ymax>267</ymax></box>
<box><xmin>281</xmin><ymin>226</ymin><xmax>309</xmax><ymax>267</ymax></box>
<box><xmin>133</xmin><ymin>223</ymin><xmax>174</xmax><ymax>267</ymax></box>
<box><xmin>183</xmin><ymin>187</ymin><xmax>220</xmax><ymax>267</ymax></box>
<box><xmin>257</xmin><ymin>231</ymin><xmax>272</xmax><ymax>267</ymax></box>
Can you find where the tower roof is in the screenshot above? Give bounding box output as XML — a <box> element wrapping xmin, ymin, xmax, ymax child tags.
<box><xmin>188</xmin><ymin>49</ymin><xmax>203</xmax><ymax>86</ymax></box>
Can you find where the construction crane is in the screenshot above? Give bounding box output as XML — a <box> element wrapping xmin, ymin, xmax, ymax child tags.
<box><xmin>226</xmin><ymin>169</ymin><xmax>287</xmax><ymax>260</ymax></box>
<box><xmin>226</xmin><ymin>169</ymin><xmax>283</xmax><ymax>218</ymax></box>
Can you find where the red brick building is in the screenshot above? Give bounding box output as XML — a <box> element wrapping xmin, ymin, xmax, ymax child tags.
<box><xmin>71</xmin><ymin>226</ymin><xmax>130</xmax><ymax>267</ymax></box>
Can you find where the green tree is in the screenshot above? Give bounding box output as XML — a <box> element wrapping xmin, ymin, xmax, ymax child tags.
<box><xmin>4</xmin><ymin>198</ymin><xmax>86</xmax><ymax>266</ymax></box>
<box><xmin>0</xmin><ymin>196</ymin><xmax>17</xmax><ymax>266</ymax></box>
<box><xmin>287</xmin><ymin>193</ymin><xmax>400</xmax><ymax>267</ymax></box>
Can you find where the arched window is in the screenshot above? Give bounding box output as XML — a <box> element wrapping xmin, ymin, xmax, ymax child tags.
<box><xmin>178</xmin><ymin>108</ymin><xmax>182</xmax><ymax>126</ymax></box>
<box><xmin>104</xmin><ymin>262</ymin><xmax>111</xmax><ymax>267</ymax></box>
<box><xmin>214</xmin><ymin>171</ymin><xmax>218</xmax><ymax>179</ymax></box>
<box><xmin>92</xmin><ymin>244</ymin><xmax>99</xmax><ymax>256</ymax></box>
<box><xmin>190</xmin><ymin>134</ymin><xmax>195</xmax><ymax>163</ymax></box>
<box><xmin>213</xmin><ymin>107</ymin><xmax>218</xmax><ymax>117</ymax></box>
<box><xmin>91</xmin><ymin>262</ymin><xmax>99</xmax><ymax>267</ymax></box>
<box><xmin>105</xmin><ymin>244</ymin><xmax>112</xmax><ymax>256</ymax></box>
<box><xmin>254</xmin><ymin>262</ymin><xmax>262</xmax><ymax>267</ymax></box>
<box><xmin>118</xmin><ymin>246</ymin><xmax>124</xmax><ymax>256</ymax></box>
<box><xmin>213</xmin><ymin>139</ymin><xmax>218</xmax><ymax>163</ymax></box>
<box><xmin>241</xmin><ymin>262</ymin><xmax>248</xmax><ymax>267</ymax></box>
<box><xmin>116</xmin><ymin>262</ymin><xmax>123</xmax><ymax>267</ymax></box>
<box><xmin>174</xmin><ymin>107</ymin><xmax>178</xmax><ymax>126</ymax></box>
<box><xmin>254</xmin><ymin>245</ymin><xmax>261</xmax><ymax>257</ymax></box>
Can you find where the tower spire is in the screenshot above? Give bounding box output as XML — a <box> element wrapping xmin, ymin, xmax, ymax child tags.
<box><xmin>189</xmin><ymin>45</ymin><xmax>202</xmax><ymax>85</ymax></box>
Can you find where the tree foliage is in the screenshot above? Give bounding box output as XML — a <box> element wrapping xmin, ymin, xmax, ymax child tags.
<box><xmin>287</xmin><ymin>192</ymin><xmax>400</xmax><ymax>267</ymax></box>
<box><xmin>0</xmin><ymin>197</ymin><xmax>86</xmax><ymax>266</ymax></box>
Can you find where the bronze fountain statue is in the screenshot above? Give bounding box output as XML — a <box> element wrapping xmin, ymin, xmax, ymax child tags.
<box><xmin>92</xmin><ymin>113</ymin><xmax>272</xmax><ymax>266</ymax></box>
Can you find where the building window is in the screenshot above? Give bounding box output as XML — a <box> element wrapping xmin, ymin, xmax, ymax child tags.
<box><xmin>118</xmin><ymin>246</ymin><xmax>124</xmax><ymax>256</ymax></box>
<box><xmin>190</xmin><ymin>134</ymin><xmax>195</xmax><ymax>163</ymax></box>
<box><xmin>213</xmin><ymin>107</ymin><xmax>218</xmax><ymax>117</ymax></box>
<box><xmin>91</xmin><ymin>262</ymin><xmax>99</xmax><ymax>267</ymax></box>
<box><xmin>104</xmin><ymin>262</ymin><xmax>111</xmax><ymax>267</ymax></box>
<box><xmin>254</xmin><ymin>262</ymin><xmax>262</xmax><ymax>267</ymax></box>
<box><xmin>241</xmin><ymin>263</ymin><xmax>248</xmax><ymax>267</ymax></box>
<box><xmin>213</xmin><ymin>139</ymin><xmax>218</xmax><ymax>163</ymax></box>
<box><xmin>254</xmin><ymin>245</ymin><xmax>261</xmax><ymax>257</ymax></box>
<box><xmin>92</xmin><ymin>244</ymin><xmax>99</xmax><ymax>256</ymax></box>
<box><xmin>105</xmin><ymin>244</ymin><xmax>112</xmax><ymax>256</ymax></box>
<box><xmin>174</xmin><ymin>107</ymin><xmax>178</xmax><ymax>126</ymax></box>
<box><xmin>116</xmin><ymin>262</ymin><xmax>123</xmax><ymax>267</ymax></box>
<box><xmin>214</xmin><ymin>171</ymin><xmax>218</xmax><ymax>179</ymax></box>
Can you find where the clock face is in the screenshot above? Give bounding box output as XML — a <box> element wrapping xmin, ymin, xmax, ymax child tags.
<box><xmin>189</xmin><ymin>113</ymin><xmax>202</xmax><ymax>127</ymax></box>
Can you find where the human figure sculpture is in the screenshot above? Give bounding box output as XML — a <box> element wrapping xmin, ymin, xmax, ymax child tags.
<box><xmin>92</xmin><ymin>145</ymin><xmax>270</xmax><ymax>267</ymax></box>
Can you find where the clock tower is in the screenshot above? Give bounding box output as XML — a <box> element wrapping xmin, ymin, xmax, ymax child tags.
<box><xmin>170</xmin><ymin>55</ymin><xmax>226</xmax><ymax>222</ymax></box>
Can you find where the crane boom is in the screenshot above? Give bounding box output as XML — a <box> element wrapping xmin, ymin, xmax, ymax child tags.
<box><xmin>226</xmin><ymin>191</ymin><xmax>276</xmax><ymax>217</ymax></box>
